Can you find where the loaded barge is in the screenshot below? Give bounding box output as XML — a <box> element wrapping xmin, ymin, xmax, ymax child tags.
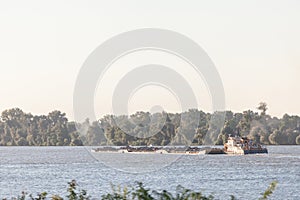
<box><xmin>91</xmin><ymin>146</ymin><xmax>223</xmax><ymax>155</ymax></box>
<box><xmin>91</xmin><ymin>136</ymin><xmax>268</xmax><ymax>155</ymax></box>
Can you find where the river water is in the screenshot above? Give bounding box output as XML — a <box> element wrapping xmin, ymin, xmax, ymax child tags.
<box><xmin>0</xmin><ymin>146</ymin><xmax>299</xmax><ymax>199</ymax></box>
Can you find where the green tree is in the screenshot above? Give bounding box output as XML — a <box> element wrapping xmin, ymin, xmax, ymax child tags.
<box><xmin>257</xmin><ymin>102</ymin><xmax>268</xmax><ymax>116</ymax></box>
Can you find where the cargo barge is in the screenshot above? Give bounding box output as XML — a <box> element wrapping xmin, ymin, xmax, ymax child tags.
<box><xmin>91</xmin><ymin>136</ymin><xmax>268</xmax><ymax>155</ymax></box>
<box><xmin>91</xmin><ymin>146</ymin><xmax>224</xmax><ymax>155</ymax></box>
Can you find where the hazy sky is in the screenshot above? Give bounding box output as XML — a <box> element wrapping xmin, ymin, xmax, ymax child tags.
<box><xmin>0</xmin><ymin>0</ymin><xmax>299</xmax><ymax>120</ymax></box>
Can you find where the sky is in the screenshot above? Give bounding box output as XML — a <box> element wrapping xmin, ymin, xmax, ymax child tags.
<box><xmin>0</xmin><ymin>0</ymin><xmax>299</xmax><ymax>120</ymax></box>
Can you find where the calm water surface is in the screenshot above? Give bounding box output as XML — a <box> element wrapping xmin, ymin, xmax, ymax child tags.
<box><xmin>0</xmin><ymin>146</ymin><xmax>299</xmax><ymax>199</ymax></box>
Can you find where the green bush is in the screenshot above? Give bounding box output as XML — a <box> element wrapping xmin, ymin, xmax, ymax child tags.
<box><xmin>2</xmin><ymin>180</ymin><xmax>277</xmax><ymax>200</ymax></box>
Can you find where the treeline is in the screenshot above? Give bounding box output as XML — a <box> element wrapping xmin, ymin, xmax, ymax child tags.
<box><xmin>0</xmin><ymin>108</ymin><xmax>82</xmax><ymax>146</ymax></box>
<box><xmin>0</xmin><ymin>103</ymin><xmax>300</xmax><ymax>146</ymax></box>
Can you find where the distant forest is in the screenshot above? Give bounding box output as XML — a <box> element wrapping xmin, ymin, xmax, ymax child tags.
<box><xmin>0</xmin><ymin>103</ymin><xmax>300</xmax><ymax>146</ymax></box>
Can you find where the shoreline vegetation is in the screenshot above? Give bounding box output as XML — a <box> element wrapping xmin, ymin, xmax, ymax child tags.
<box><xmin>0</xmin><ymin>103</ymin><xmax>300</xmax><ymax>146</ymax></box>
<box><xmin>2</xmin><ymin>180</ymin><xmax>277</xmax><ymax>200</ymax></box>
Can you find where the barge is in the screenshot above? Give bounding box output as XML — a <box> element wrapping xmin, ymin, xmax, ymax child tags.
<box><xmin>91</xmin><ymin>136</ymin><xmax>268</xmax><ymax>155</ymax></box>
<box><xmin>91</xmin><ymin>146</ymin><xmax>224</xmax><ymax>155</ymax></box>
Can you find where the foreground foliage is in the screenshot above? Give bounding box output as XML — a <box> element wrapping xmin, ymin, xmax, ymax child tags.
<box><xmin>0</xmin><ymin>103</ymin><xmax>300</xmax><ymax>146</ymax></box>
<box><xmin>3</xmin><ymin>180</ymin><xmax>277</xmax><ymax>200</ymax></box>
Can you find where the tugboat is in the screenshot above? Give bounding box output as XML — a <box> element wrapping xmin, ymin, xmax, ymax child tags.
<box><xmin>224</xmin><ymin>136</ymin><xmax>268</xmax><ymax>155</ymax></box>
